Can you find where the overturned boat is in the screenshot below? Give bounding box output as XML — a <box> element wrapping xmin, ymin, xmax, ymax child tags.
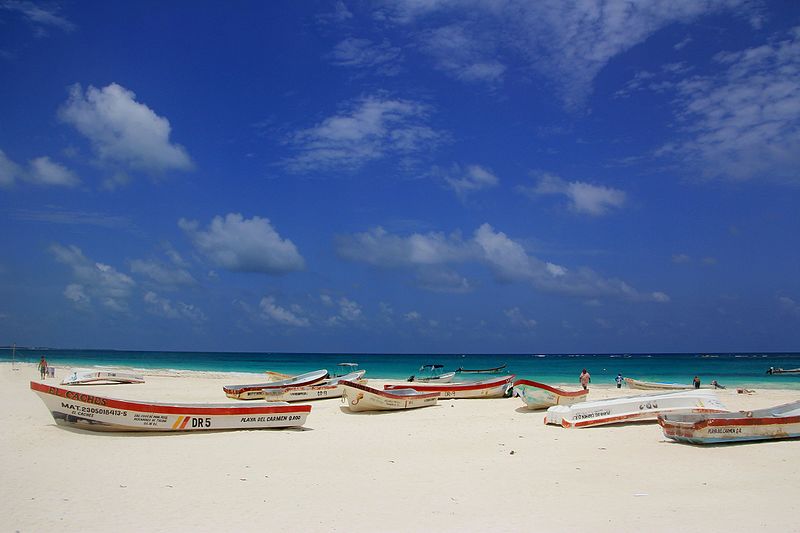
<box><xmin>659</xmin><ymin>401</ymin><xmax>800</xmax><ymax>444</ymax></box>
<box><xmin>385</xmin><ymin>374</ymin><xmax>514</xmax><ymax>399</ymax></box>
<box><xmin>513</xmin><ymin>379</ymin><xmax>588</xmax><ymax>409</ymax></box>
<box><xmin>624</xmin><ymin>377</ymin><xmax>693</xmax><ymax>390</ymax></box>
<box><xmin>340</xmin><ymin>380</ymin><xmax>438</xmax><ymax>412</ymax></box>
<box><xmin>61</xmin><ymin>370</ymin><xmax>145</xmax><ymax>386</ymax></box>
<box><xmin>262</xmin><ymin>370</ymin><xmax>367</xmax><ymax>402</ymax></box>
<box><xmin>545</xmin><ymin>390</ymin><xmax>728</xmax><ymax>428</ymax></box>
<box><xmin>31</xmin><ymin>381</ymin><xmax>311</xmax><ymax>432</ymax></box>
<box><xmin>223</xmin><ymin>369</ymin><xmax>328</xmax><ymax>400</ymax></box>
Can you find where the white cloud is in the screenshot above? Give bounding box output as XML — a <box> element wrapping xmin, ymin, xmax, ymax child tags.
<box><xmin>381</xmin><ymin>0</ymin><xmax>751</xmax><ymax>109</ymax></box>
<box><xmin>144</xmin><ymin>291</ymin><xmax>206</xmax><ymax>322</ymax></box>
<box><xmin>505</xmin><ymin>307</ymin><xmax>537</xmax><ymax>329</ymax></box>
<box><xmin>59</xmin><ymin>83</ymin><xmax>193</xmax><ymax>174</ymax></box>
<box><xmin>414</xmin><ymin>267</ymin><xmax>472</xmax><ymax>293</ymax></box>
<box><xmin>179</xmin><ymin>213</ymin><xmax>305</xmax><ymax>275</ymax></box>
<box><xmin>259</xmin><ymin>296</ymin><xmax>310</xmax><ymax>327</ymax></box>
<box><xmin>131</xmin><ymin>259</ymin><xmax>196</xmax><ymax>287</ymax></box>
<box><xmin>1</xmin><ymin>1</ymin><xmax>75</xmax><ymax>35</ymax></box>
<box><xmin>27</xmin><ymin>156</ymin><xmax>80</xmax><ymax>187</ymax></box>
<box><xmin>50</xmin><ymin>244</ymin><xmax>135</xmax><ymax>312</ymax></box>
<box><xmin>443</xmin><ymin>164</ymin><xmax>499</xmax><ymax>199</ymax></box>
<box><xmin>337</xmin><ymin>222</ymin><xmax>668</xmax><ymax>302</ymax></box>
<box><xmin>518</xmin><ymin>173</ymin><xmax>626</xmax><ymax>215</ymax></box>
<box><xmin>672</xmin><ymin>254</ymin><xmax>691</xmax><ymax>264</ymax></box>
<box><xmin>419</xmin><ymin>23</ymin><xmax>506</xmax><ymax>84</ymax></box>
<box><xmin>404</xmin><ymin>310</ymin><xmax>421</xmax><ymax>321</ymax></box>
<box><xmin>659</xmin><ymin>27</ymin><xmax>800</xmax><ymax>184</ymax></box>
<box><xmin>328</xmin><ymin>37</ymin><xmax>402</xmax><ymax>74</ymax></box>
<box><xmin>284</xmin><ymin>95</ymin><xmax>442</xmax><ymax>172</ymax></box>
<box><xmin>337</xmin><ymin>297</ymin><xmax>363</xmax><ymax>321</ymax></box>
<box><xmin>0</xmin><ymin>149</ymin><xmax>21</xmax><ymax>187</ymax></box>
<box><xmin>0</xmin><ymin>150</ymin><xmax>79</xmax><ymax>188</ymax></box>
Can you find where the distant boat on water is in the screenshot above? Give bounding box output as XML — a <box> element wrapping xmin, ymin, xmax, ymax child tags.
<box><xmin>624</xmin><ymin>377</ymin><xmax>693</xmax><ymax>390</ymax></box>
<box><xmin>408</xmin><ymin>364</ymin><xmax>455</xmax><ymax>383</ymax></box>
<box><xmin>455</xmin><ymin>363</ymin><xmax>507</xmax><ymax>374</ymax></box>
<box><xmin>766</xmin><ymin>367</ymin><xmax>800</xmax><ymax>375</ymax></box>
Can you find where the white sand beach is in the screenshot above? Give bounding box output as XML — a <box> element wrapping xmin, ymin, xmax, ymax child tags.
<box><xmin>2</xmin><ymin>362</ymin><xmax>799</xmax><ymax>532</ymax></box>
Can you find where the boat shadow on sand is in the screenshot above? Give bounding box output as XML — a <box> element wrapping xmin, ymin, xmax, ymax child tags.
<box><xmin>337</xmin><ymin>405</ymin><xmax>441</xmax><ymax>416</ymax></box>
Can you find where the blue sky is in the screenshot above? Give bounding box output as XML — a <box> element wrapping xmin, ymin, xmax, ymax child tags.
<box><xmin>1</xmin><ymin>1</ymin><xmax>799</xmax><ymax>353</ymax></box>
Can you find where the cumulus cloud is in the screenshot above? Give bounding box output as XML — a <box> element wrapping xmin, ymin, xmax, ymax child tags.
<box><xmin>0</xmin><ymin>150</ymin><xmax>79</xmax><ymax>188</ymax></box>
<box><xmin>517</xmin><ymin>173</ymin><xmax>626</xmax><ymax>215</ymax></box>
<box><xmin>414</xmin><ymin>267</ymin><xmax>472</xmax><ymax>293</ymax></box>
<box><xmin>658</xmin><ymin>26</ymin><xmax>800</xmax><ymax>184</ymax></box>
<box><xmin>26</xmin><ymin>156</ymin><xmax>80</xmax><ymax>187</ymax></box>
<box><xmin>505</xmin><ymin>307</ymin><xmax>537</xmax><ymax>329</ymax></box>
<box><xmin>442</xmin><ymin>164</ymin><xmax>499</xmax><ymax>199</ymax></box>
<box><xmin>144</xmin><ymin>291</ymin><xmax>206</xmax><ymax>322</ymax></box>
<box><xmin>59</xmin><ymin>83</ymin><xmax>193</xmax><ymax>174</ymax></box>
<box><xmin>259</xmin><ymin>296</ymin><xmax>310</xmax><ymax>327</ymax></box>
<box><xmin>337</xmin><ymin>223</ymin><xmax>668</xmax><ymax>302</ymax></box>
<box><xmin>328</xmin><ymin>37</ymin><xmax>402</xmax><ymax>74</ymax></box>
<box><xmin>50</xmin><ymin>243</ymin><xmax>135</xmax><ymax>312</ymax></box>
<box><xmin>179</xmin><ymin>213</ymin><xmax>305</xmax><ymax>275</ymax></box>
<box><xmin>378</xmin><ymin>0</ymin><xmax>752</xmax><ymax>109</ymax></box>
<box><xmin>283</xmin><ymin>95</ymin><xmax>442</xmax><ymax>172</ymax></box>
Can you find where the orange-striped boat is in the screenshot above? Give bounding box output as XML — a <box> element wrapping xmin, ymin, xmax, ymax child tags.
<box><xmin>31</xmin><ymin>381</ymin><xmax>311</xmax><ymax>432</ymax></box>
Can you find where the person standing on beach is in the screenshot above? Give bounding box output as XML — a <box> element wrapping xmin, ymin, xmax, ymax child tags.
<box><xmin>693</xmin><ymin>375</ymin><xmax>701</xmax><ymax>389</ymax></box>
<box><xmin>579</xmin><ymin>369</ymin><xmax>591</xmax><ymax>390</ymax></box>
<box><xmin>38</xmin><ymin>356</ymin><xmax>48</xmax><ymax>379</ymax></box>
<box><xmin>615</xmin><ymin>373</ymin><xmax>623</xmax><ymax>388</ymax></box>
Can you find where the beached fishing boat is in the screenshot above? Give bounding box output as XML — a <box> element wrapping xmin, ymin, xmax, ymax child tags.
<box><xmin>332</xmin><ymin>362</ymin><xmax>359</xmax><ymax>377</ymax></box>
<box><xmin>766</xmin><ymin>367</ymin><xmax>800</xmax><ymax>375</ymax></box>
<box><xmin>624</xmin><ymin>377</ymin><xmax>694</xmax><ymax>390</ymax></box>
<box><xmin>262</xmin><ymin>370</ymin><xmax>367</xmax><ymax>402</ymax></box>
<box><xmin>513</xmin><ymin>379</ymin><xmax>588</xmax><ymax>409</ymax></box>
<box><xmin>545</xmin><ymin>390</ymin><xmax>728</xmax><ymax>428</ymax></box>
<box><xmin>385</xmin><ymin>374</ymin><xmax>514</xmax><ymax>399</ymax></box>
<box><xmin>31</xmin><ymin>381</ymin><xmax>311</xmax><ymax>432</ymax></box>
<box><xmin>223</xmin><ymin>369</ymin><xmax>328</xmax><ymax>400</ymax></box>
<box><xmin>658</xmin><ymin>401</ymin><xmax>800</xmax><ymax>444</ymax></box>
<box><xmin>455</xmin><ymin>363</ymin><xmax>507</xmax><ymax>374</ymax></box>
<box><xmin>61</xmin><ymin>370</ymin><xmax>145</xmax><ymax>385</ymax></box>
<box><xmin>408</xmin><ymin>364</ymin><xmax>455</xmax><ymax>383</ymax></box>
<box><xmin>340</xmin><ymin>380</ymin><xmax>438</xmax><ymax>412</ymax></box>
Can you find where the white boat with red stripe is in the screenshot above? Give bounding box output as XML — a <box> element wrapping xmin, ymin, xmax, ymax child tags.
<box><xmin>340</xmin><ymin>380</ymin><xmax>439</xmax><ymax>412</ymax></box>
<box><xmin>262</xmin><ymin>370</ymin><xmax>367</xmax><ymax>402</ymax></box>
<box><xmin>545</xmin><ymin>390</ymin><xmax>728</xmax><ymax>428</ymax></box>
<box><xmin>61</xmin><ymin>369</ymin><xmax>145</xmax><ymax>386</ymax></box>
<box><xmin>513</xmin><ymin>379</ymin><xmax>588</xmax><ymax>409</ymax></box>
<box><xmin>31</xmin><ymin>381</ymin><xmax>311</xmax><ymax>432</ymax></box>
<box><xmin>223</xmin><ymin>369</ymin><xmax>328</xmax><ymax>400</ymax></box>
<box><xmin>384</xmin><ymin>374</ymin><xmax>514</xmax><ymax>399</ymax></box>
<box><xmin>658</xmin><ymin>401</ymin><xmax>800</xmax><ymax>444</ymax></box>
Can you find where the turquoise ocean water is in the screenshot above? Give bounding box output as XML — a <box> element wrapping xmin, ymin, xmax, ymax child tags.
<box><xmin>3</xmin><ymin>348</ymin><xmax>800</xmax><ymax>389</ymax></box>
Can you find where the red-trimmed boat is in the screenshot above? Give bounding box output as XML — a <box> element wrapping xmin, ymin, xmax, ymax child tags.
<box><xmin>513</xmin><ymin>379</ymin><xmax>589</xmax><ymax>409</ymax></box>
<box><xmin>340</xmin><ymin>380</ymin><xmax>438</xmax><ymax>412</ymax></box>
<box><xmin>223</xmin><ymin>369</ymin><xmax>328</xmax><ymax>400</ymax></box>
<box><xmin>385</xmin><ymin>374</ymin><xmax>514</xmax><ymax>399</ymax></box>
<box><xmin>31</xmin><ymin>381</ymin><xmax>311</xmax><ymax>432</ymax></box>
<box><xmin>658</xmin><ymin>401</ymin><xmax>800</xmax><ymax>444</ymax></box>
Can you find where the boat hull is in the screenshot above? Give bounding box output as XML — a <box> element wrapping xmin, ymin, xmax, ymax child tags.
<box><xmin>513</xmin><ymin>379</ymin><xmax>588</xmax><ymax>409</ymax></box>
<box><xmin>456</xmin><ymin>364</ymin><xmax>507</xmax><ymax>374</ymax></box>
<box><xmin>412</xmin><ymin>371</ymin><xmax>455</xmax><ymax>383</ymax></box>
<box><xmin>32</xmin><ymin>381</ymin><xmax>311</xmax><ymax>432</ymax></box>
<box><xmin>385</xmin><ymin>375</ymin><xmax>514</xmax><ymax>399</ymax></box>
<box><xmin>61</xmin><ymin>370</ymin><xmax>145</xmax><ymax>385</ymax></box>
<box><xmin>341</xmin><ymin>381</ymin><xmax>438</xmax><ymax>412</ymax></box>
<box><xmin>224</xmin><ymin>369</ymin><xmax>328</xmax><ymax>400</ymax></box>
<box><xmin>659</xmin><ymin>401</ymin><xmax>800</xmax><ymax>444</ymax></box>
<box><xmin>262</xmin><ymin>371</ymin><xmax>367</xmax><ymax>402</ymax></box>
<box><xmin>624</xmin><ymin>378</ymin><xmax>693</xmax><ymax>390</ymax></box>
<box><xmin>545</xmin><ymin>390</ymin><xmax>728</xmax><ymax>428</ymax></box>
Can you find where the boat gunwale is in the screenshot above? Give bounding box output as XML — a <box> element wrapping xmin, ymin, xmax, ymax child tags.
<box><xmin>386</xmin><ymin>374</ymin><xmax>514</xmax><ymax>392</ymax></box>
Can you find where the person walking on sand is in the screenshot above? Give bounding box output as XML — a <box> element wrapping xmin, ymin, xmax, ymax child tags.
<box><xmin>615</xmin><ymin>373</ymin><xmax>623</xmax><ymax>389</ymax></box>
<box><xmin>38</xmin><ymin>356</ymin><xmax>48</xmax><ymax>380</ymax></box>
<box><xmin>579</xmin><ymin>369</ymin><xmax>591</xmax><ymax>390</ymax></box>
<box><xmin>693</xmin><ymin>375</ymin><xmax>701</xmax><ymax>389</ymax></box>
